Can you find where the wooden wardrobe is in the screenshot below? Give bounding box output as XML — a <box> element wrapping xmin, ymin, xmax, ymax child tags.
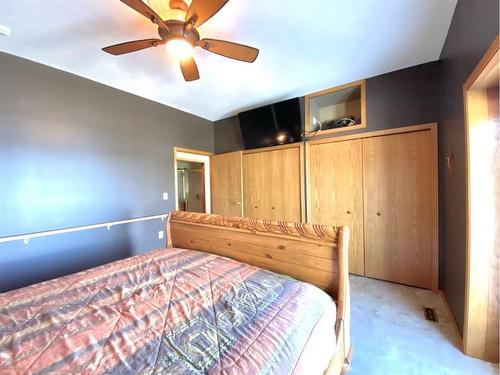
<box><xmin>211</xmin><ymin>143</ymin><xmax>304</xmax><ymax>222</ymax></box>
<box><xmin>243</xmin><ymin>144</ymin><xmax>303</xmax><ymax>222</ymax></box>
<box><xmin>210</xmin><ymin>151</ymin><xmax>243</xmax><ymax>216</ymax></box>
<box><xmin>307</xmin><ymin>124</ymin><xmax>438</xmax><ymax>289</ymax></box>
<box><xmin>307</xmin><ymin>139</ymin><xmax>365</xmax><ymax>275</ymax></box>
<box><xmin>211</xmin><ymin>124</ymin><xmax>438</xmax><ymax>290</ymax></box>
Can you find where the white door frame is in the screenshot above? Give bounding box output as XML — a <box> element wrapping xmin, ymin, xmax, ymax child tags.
<box><xmin>173</xmin><ymin>147</ymin><xmax>212</xmax><ymax>213</ymax></box>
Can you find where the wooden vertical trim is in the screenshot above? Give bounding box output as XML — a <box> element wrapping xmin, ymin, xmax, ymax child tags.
<box><xmin>305</xmin><ymin>141</ymin><xmax>312</xmax><ymax>223</ymax></box>
<box><xmin>299</xmin><ymin>142</ymin><xmax>306</xmax><ymax>222</ymax></box>
<box><xmin>239</xmin><ymin>151</ymin><xmax>244</xmax><ymax>216</ymax></box>
<box><xmin>462</xmin><ymin>34</ymin><xmax>499</xmax><ymax>362</ymax></box>
<box><xmin>165</xmin><ymin>212</ymin><xmax>173</xmax><ymax>248</ymax></box>
<box><xmin>337</xmin><ymin>226</ymin><xmax>351</xmax><ymax>354</ymax></box>
<box><xmin>173</xmin><ymin>146</ymin><xmax>213</xmax><ymax>213</ymax></box>
<box><xmin>173</xmin><ymin>147</ymin><xmax>178</xmax><ymax>211</ymax></box>
<box><xmin>360</xmin><ymin>78</ymin><xmax>367</xmax><ymax>130</ymax></box>
<box><xmin>360</xmin><ymin>139</ymin><xmax>366</xmax><ymax>278</ymax></box>
<box><xmin>430</xmin><ymin>124</ymin><xmax>439</xmax><ymax>292</ymax></box>
<box><xmin>464</xmin><ymin>35</ymin><xmax>500</xmax><ymax>90</ymax></box>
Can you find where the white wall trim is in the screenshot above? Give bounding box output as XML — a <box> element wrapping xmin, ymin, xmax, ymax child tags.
<box><xmin>0</xmin><ymin>213</ymin><xmax>168</xmax><ymax>244</ymax></box>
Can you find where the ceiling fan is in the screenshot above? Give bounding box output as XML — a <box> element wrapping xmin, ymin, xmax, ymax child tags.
<box><xmin>102</xmin><ymin>0</ymin><xmax>259</xmax><ymax>81</ymax></box>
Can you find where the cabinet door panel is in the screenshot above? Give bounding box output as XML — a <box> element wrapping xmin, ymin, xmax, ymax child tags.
<box><xmin>242</xmin><ymin>152</ymin><xmax>265</xmax><ymax>219</ymax></box>
<box><xmin>308</xmin><ymin>140</ymin><xmax>365</xmax><ymax>275</ymax></box>
<box><xmin>363</xmin><ymin>131</ymin><xmax>435</xmax><ymax>288</ymax></box>
<box><xmin>265</xmin><ymin>148</ymin><xmax>302</xmax><ymax>222</ymax></box>
<box><xmin>243</xmin><ymin>147</ymin><xmax>302</xmax><ymax>222</ymax></box>
<box><xmin>210</xmin><ymin>152</ymin><xmax>242</xmax><ymax>216</ymax></box>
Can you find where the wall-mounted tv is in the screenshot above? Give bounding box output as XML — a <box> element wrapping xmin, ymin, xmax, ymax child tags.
<box><xmin>238</xmin><ymin>97</ymin><xmax>302</xmax><ymax>150</ymax></box>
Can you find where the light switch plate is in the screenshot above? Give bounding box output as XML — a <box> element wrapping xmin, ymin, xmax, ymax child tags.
<box><xmin>163</xmin><ymin>192</ymin><xmax>169</xmax><ymax>200</ymax></box>
<box><xmin>158</xmin><ymin>231</ymin><xmax>164</xmax><ymax>240</ymax></box>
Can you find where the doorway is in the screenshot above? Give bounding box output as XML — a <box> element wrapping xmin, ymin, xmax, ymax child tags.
<box><xmin>173</xmin><ymin>147</ymin><xmax>212</xmax><ymax>213</ymax></box>
<box><xmin>177</xmin><ymin>161</ymin><xmax>205</xmax><ymax>212</ymax></box>
<box><xmin>463</xmin><ymin>35</ymin><xmax>499</xmax><ymax>363</ymax></box>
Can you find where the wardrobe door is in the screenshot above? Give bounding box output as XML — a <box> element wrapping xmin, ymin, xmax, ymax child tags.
<box><xmin>243</xmin><ymin>146</ymin><xmax>302</xmax><ymax>221</ymax></box>
<box><xmin>265</xmin><ymin>148</ymin><xmax>302</xmax><ymax>222</ymax></box>
<box><xmin>210</xmin><ymin>151</ymin><xmax>243</xmax><ymax>216</ymax></box>
<box><xmin>242</xmin><ymin>151</ymin><xmax>265</xmax><ymax>219</ymax></box>
<box><xmin>308</xmin><ymin>140</ymin><xmax>365</xmax><ymax>275</ymax></box>
<box><xmin>363</xmin><ymin>130</ymin><xmax>436</xmax><ymax>289</ymax></box>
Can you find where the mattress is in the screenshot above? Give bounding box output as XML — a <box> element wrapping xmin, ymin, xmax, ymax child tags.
<box><xmin>0</xmin><ymin>247</ymin><xmax>336</xmax><ymax>374</ymax></box>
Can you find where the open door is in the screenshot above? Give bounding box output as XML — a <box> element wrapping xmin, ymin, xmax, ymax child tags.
<box><xmin>177</xmin><ymin>161</ymin><xmax>205</xmax><ymax>213</ymax></box>
<box><xmin>174</xmin><ymin>147</ymin><xmax>212</xmax><ymax>213</ymax></box>
<box><xmin>463</xmin><ymin>35</ymin><xmax>499</xmax><ymax>363</ymax></box>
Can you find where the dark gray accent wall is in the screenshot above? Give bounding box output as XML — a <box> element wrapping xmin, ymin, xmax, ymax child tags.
<box><xmin>438</xmin><ymin>0</ymin><xmax>499</xmax><ymax>333</ymax></box>
<box><xmin>213</xmin><ymin>115</ymin><xmax>244</xmax><ymax>153</ymax></box>
<box><xmin>0</xmin><ymin>52</ymin><xmax>213</xmax><ymax>292</ymax></box>
<box><xmin>213</xmin><ymin>60</ymin><xmax>440</xmax><ymax>152</ymax></box>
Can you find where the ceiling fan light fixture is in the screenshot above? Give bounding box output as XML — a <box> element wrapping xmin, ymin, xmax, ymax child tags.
<box><xmin>166</xmin><ymin>38</ymin><xmax>194</xmax><ymax>60</ymax></box>
<box><xmin>103</xmin><ymin>0</ymin><xmax>259</xmax><ymax>81</ymax></box>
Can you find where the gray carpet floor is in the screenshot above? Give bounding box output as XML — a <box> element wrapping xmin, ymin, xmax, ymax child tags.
<box><xmin>348</xmin><ymin>275</ymin><xmax>499</xmax><ymax>375</ymax></box>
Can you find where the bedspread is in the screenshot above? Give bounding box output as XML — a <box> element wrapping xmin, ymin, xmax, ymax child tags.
<box><xmin>0</xmin><ymin>247</ymin><xmax>336</xmax><ymax>374</ymax></box>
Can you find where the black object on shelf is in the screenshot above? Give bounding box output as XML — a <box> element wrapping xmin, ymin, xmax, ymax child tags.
<box><xmin>322</xmin><ymin>116</ymin><xmax>356</xmax><ymax>130</ymax></box>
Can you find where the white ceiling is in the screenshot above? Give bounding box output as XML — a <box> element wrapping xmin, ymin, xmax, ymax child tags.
<box><xmin>0</xmin><ymin>0</ymin><xmax>457</xmax><ymax>121</ymax></box>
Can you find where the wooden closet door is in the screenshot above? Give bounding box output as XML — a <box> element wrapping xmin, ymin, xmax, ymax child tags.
<box><xmin>265</xmin><ymin>148</ymin><xmax>302</xmax><ymax>222</ymax></box>
<box><xmin>243</xmin><ymin>146</ymin><xmax>302</xmax><ymax>221</ymax></box>
<box><xmin>363</xmin><ymin>130</ymin><xmax>436</xmax><ymax>289</ymax></box>
<box><xmin>210</xmin><ymin>151</ymin><xmax>242</xmax><ymax>216</ymax></box>
<box><xmin>242</xmin><ymin>152</ymin><xmax>265</xmax><ymax>219</ymax></box>
<box><xmin>308</xmin><ymin>140</ymin><xmax>364</xmax><ymax>275</ymax></box>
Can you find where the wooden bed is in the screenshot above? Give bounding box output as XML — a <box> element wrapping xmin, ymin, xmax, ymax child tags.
<box><xmin>167</xmin><ymin>211</ymin><xmax>352</xmax><ymax>374</ymax></box>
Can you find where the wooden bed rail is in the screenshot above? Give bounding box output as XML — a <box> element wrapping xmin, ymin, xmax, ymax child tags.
<box><xmin>166</xmin><ymin>211</ymin><xmax>351</xmax><ymax>373</ymax></box>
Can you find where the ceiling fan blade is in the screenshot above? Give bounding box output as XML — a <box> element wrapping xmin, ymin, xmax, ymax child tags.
<box><xmin>120</xmin><ymin>0</ymin><xmax>169</xmax><ymax>30</ymax></box>
<box><xmin>197</xmin><ymin>38</ymin><xmax>259</xmax><ymax>62</ymax></box>
<box><xmin>102</xmin><ymin>38</ymin><xmax>164</xmax><ymax>55</ymax></box>
<box><xmin>180</xmin><ymin>56</ymin><xmax>200</xmax><ymax>81</ymax></box>
<box><xmin>185</xmin><ymin>0</ymin><xmax>229</xmax><ymax>27</ymax></box>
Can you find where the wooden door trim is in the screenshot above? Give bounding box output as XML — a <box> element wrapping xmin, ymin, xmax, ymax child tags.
<box><xmin>299</xmin><ymin>142</ymin><xmax>306</xmax><ymax>223</ymax></box>
<box><xmin>464</xmin><ymin>35</ymin><xmax>499</xmax><ymax>90</ymax></box>
<box><xmin>173</xmin><ymin>147</ymin><xmax>213</xmax><ymax>213</ymax></box>
<box><xmin>307</xmin><ymin>123</ymin><xmax>437</xmax><ymax>145</ymax></box>
<box><xmin>242</xmin><ymin>141</ymin><xmax>303</xmax><ymax>154</ymax></box>
<box><xmin>430</xmin><ymin>124</ymin><xmax>439</xmax><ymax>292</ymax></box>
<box><xmin>174</xmin><ymin>147</ymin><xmax>214</xmax><ymax>156</ymax></box>
<box><xmin>462</xmin><ymin>34</ymin><xmax>499</xmax><ymax>362</ymax></box>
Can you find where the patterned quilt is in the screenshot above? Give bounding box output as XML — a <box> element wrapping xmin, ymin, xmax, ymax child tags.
<box><xmin>0</xmin><ymin>247</ymin><xmax>336</xmax><ymax>374</ymax></box>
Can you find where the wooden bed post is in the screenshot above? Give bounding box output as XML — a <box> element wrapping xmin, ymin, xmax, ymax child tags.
<box><xmin>166</xmin><ymin>211</ymin><xmax>351</xmax><ymax>374</ymax></box>
<box><xmin>338</xmin><ymin>226</ymin><xmax>352</xmax><ymax>369</ymax></box>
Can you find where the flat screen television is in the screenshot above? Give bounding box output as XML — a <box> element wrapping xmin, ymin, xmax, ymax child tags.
<box><xmin>238</xmin><ymin>97</ymin><xmax>302</xmax><ymax>150</ymax></box>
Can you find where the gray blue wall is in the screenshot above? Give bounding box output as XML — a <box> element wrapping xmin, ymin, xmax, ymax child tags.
<box><xmin>0</xmin><ymin>52</ymin><xmax>213</xmax><ymax>292</ymax></box>
<box><xmin>438</xmin><ymin>0</ymin><xmax>499</xmax><ymax>333</ymax></box>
